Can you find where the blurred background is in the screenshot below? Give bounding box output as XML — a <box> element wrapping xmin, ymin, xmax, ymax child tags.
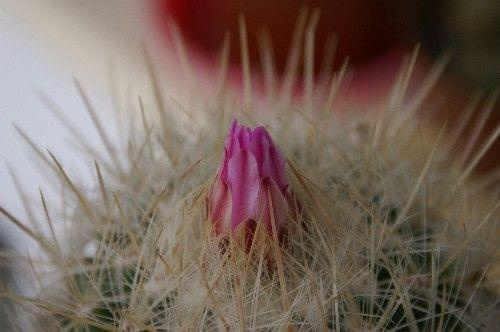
<box><xmin>0</xmin><ymin>0</ymin><xmax>498</xmax><ymax>310</ymax></box>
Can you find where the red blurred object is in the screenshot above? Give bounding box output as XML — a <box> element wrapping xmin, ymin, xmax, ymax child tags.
<box><xmin>153</xmin><ymin>1</ymin><xmax>498</xmax><ymax>174</ymax></box>
<box><xmin>156</xmin><ymin>0</ymin><xmax>423</xmax><ymax>73</ymax></box>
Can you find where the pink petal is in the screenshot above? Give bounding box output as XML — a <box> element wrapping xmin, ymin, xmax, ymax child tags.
<box><xmin>235</xmin><ymin>125</ymin><xmax>251</xmax><ymax>149</ymax></box>
<box><xmin>229</xmin><ymin>119</ymin><xmax>239</xmax><ymax>136</ymax></box>
<box><xmin>225</xmin><ymin>134</ymin><xmax>240</xmax><ymax>158</ymax></box>
<box><xmin>216</xmin><ymin>149</ymin><xmax>228</xmax><ymax>180</ymax></box>
<box><xmin>227</xmin><ymin>149</ymin><xmax>260</xmax><ymax>230</ymax></box>
<box><xmin>257</xmin><ymin>177</ymin><xmax>288</xmax><ymax>233</ymax></box>
<box><xmin>249</xmin><ymin>126</ymin><xmax>271</xmax><ymax>176</ymax></box>
<box><xmin>250</xmin><ymin>126</ymin><xmax>287</xmax><ymax>192</ymax></box>
<box><xmin>267</xmin><ymin>144</ymin><xmax>287</xmax><ymax>192</ymax></box>
<box><xmin>208</xmin><ymin>178</ymin><xmax>232</xmax><ymax>234</ymax></box>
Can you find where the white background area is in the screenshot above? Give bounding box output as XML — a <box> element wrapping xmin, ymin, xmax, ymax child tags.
<box><xmin>0</xmin><ymin>1</ymin><xmax>181</xmax><ymax>251</ymax></box>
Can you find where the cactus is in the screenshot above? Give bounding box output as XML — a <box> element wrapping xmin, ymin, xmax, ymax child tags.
<box><xmin>1</xmin><ymin>19</ymin><xmax>499</xmax><ymax>331</ymax></box>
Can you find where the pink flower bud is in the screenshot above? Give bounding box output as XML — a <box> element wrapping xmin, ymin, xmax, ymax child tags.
<box><xmin>208</xmin><ymin>119</ymin><xmax>289</xmax><ymax>238</ymax></box>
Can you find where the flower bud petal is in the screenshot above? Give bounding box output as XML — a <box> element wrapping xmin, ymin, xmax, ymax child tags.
<box><xmin>208</xmin><ymin>119</ymin><xmax>291</xmax><ymax>240</ymax></box>
<box><xmin>267</xmin><ymin>144</ymin><xmax>287</xmax><ymax>192</ymax></box>
<box><xmin>208</xmin><ymin>178</ymin><xmax>232</xmax><ymax>234</ymax></box>
<box><xmin>257</xmin><ymin>177</ymin><xmax>288</xmax><ymax>233</ymax></box>
<box><xmin>226</xmin><ymin>149</ymin><xmax>260</xmax><ymax>230</ymax></box>
<box><xmin>249</xmin><ymin>126</ymin><xmax>271</xmax><ymax>175</ymax></box>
